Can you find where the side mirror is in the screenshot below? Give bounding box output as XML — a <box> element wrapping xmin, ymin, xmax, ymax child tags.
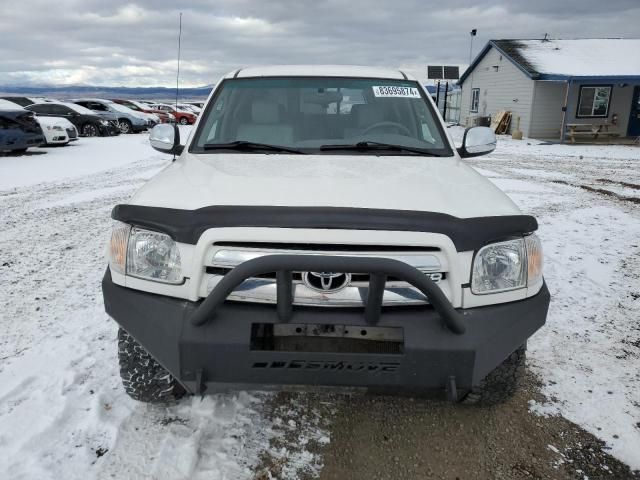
<box><xmin>149</xmin><ymin>123</ymin><xmax>183</xmax><ymax>155</ymax></box>
<box><xmin>457</xmin><ymin>126</ymin><xmax>496</xmax><ymax>158</ymax></box>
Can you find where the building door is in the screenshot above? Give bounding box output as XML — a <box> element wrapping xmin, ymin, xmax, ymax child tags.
<box><xmin>628</xmin><ymin>86</ymin><xmax>640</xmax><ymax>137</ymax></box>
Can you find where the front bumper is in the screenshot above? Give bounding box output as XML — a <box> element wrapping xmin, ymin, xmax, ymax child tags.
<box><xmin>98</xmin><ymin>122</ymin><xmax>120</xmax><ymax>136</ymax></box>
<box><xmin>102</xmin><ymin>268</ymin><xmax>550</xmax><ymax>396</ymax></box>
<box><xmin>131</xmin><ymin>122</ymin><xmax>149</xmax><ymax>133</ymax></box>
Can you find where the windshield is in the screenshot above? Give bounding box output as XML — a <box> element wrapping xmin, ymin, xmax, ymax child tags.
<box><xmin>63</xmin><ymin>102</ymin><xmax>96</xmax><ymax>115</ymax></box>
<box><xmin>126</xmin><ymin>100</ymin><xmax>147</xmax><ymax>110</ymax></box>
<box><xmin>109</xmin><ymin>102</ymin><xmax>135</xmax><ymax>114</ymax></box>
<box><xmin>191</xmin><ymin>77</ymin><xmax>452</xmax><ymax>156</ymax></box>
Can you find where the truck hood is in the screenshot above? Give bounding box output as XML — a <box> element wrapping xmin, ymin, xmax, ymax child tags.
<box><xmin>130</xmin><ymin>153</ymin><xmax>521</xmax><ymax>218</ymax></box>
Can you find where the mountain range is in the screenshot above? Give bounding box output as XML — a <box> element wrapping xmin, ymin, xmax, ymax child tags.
<box><xmin>0</xmin><ymin>85</ymin><xmax>213</xmax><ymax>100</ymax></box>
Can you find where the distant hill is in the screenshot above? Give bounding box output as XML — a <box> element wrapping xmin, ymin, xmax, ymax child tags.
<box><xmin>0</xmin><ymin>85</ymin><xmax>213</xmax><ymax>101</ymax></box>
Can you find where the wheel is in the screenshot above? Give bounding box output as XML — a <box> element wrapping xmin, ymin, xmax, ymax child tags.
<box><xmin>118</xmin><ymin>328</ymin><xmax>185</xmax><ymax>404</ymax></box>
<box><xmin>118</xmin><ymin>119</ymin><xmax>132</xmax><ymax>134</ymax></box>
<box><xmin>179</xmin><ymin>116</ymin><xmax>188</xmax><ymax>125</ymax></box>
<box><xmin>461</xmin><ymin>344</ymin><xmax>526</xmax><ymax>406</ymax></box>
<box><xmin>81</xmin><ymin>123</ymin><xmax>99</xmax><ymax>137</ymax></box>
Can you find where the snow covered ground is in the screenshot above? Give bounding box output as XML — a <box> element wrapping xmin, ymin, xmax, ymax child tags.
<box><xmin>1</xmin><ymin>129</ymin><xmax>639</xmax><ymax>478</ymax></box>
<box><xmin>450</xmin><ymin>128</ymin><xmax>640</xmax><ymax>469</ymax></box>
<box><xmin>0</xmin><ymin>134</ymin><xmax>327</xmax><ymax>480</ymax></box>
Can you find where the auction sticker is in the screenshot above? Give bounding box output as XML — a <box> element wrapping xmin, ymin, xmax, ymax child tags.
<box><xmin>372</xmin><ymin>86</ymin><xmax>421</xmax><ymax>98</ymax></box>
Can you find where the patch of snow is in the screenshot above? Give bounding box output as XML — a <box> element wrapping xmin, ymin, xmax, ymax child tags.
<box><xmin>41</xmin><ymin>184</ymin><xmax>142</xmax><ymax>208</ymax></box>
<box><xmin>513</xmin><ymin>39</ymin><xmax>640</xmax><ymax>77</ymax></box>
<box><xmin>0</xmin><ymin>98</ymin><xmax>25</xmax><ymax>110</ymax></box>
<box><xmin>0</xmin><ymin>135</ymin><xmax>156</xmax><ymax>190</ymax></box>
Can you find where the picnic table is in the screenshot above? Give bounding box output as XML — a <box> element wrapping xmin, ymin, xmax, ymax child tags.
<box><xmin>565</xmin><ymin>123</ymin><xmax>619</xmax><ymax>143</ymax></box>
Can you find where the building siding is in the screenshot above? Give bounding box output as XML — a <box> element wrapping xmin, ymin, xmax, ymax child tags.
<box><xmin>460</xmin><ymin>46</ymin><xmax>535</xmax><ymax>135</ymax></box>
<box><xmin>529</xmin><ymin>81</ymin><xmax>566</xmax><ymax>139</ymax></box>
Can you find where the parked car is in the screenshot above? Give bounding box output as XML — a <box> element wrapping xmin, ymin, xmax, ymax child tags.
<box><xmin>1</xmin><ymin>96</ymin><xmax>45</xmax><ymax>107</ymax></box>
<box><xmin>189</xmin><ymin>102</ymin><xmax>205</xmax><ymax>109</ymax></box>
<box><xmin>0</xmin><ymin>107</ymin><xmax>45</xmax><ymax>154</ymax></box>
<box><xmin>102</xmin><ymin>65</ymin><xmax>549</xmax><ymax>405</ymax></box>
<box><xmin>111</xmin><ymin>99</ymin><xmax>169</xmax><ymax>124</ymax></box>
<box><xmin>149</xmin><ymin>103</ymin><xmax>197</xmax><ymax>125</ymax></box>
<box><xmin>25</xmin><ymin>102</ymin><xmax>120</xmax><ymax>137</ymax></box>
<box><xmin>36</xmin><ymin>116</ymin><xmax>78</xmax><ymax>146</ymax></box>
<box><xmin>176</xmin><ymin>103</ymin><xmax>201</xmax><ymax>114</ymax></box>
<box><xmin>71</xmin><ymin>99</ymin><xmax>153</xmax><ymax>134</ymax></box>
<box><xmin>101</xmin><ymin>99</ymin><xmax>161</xmax><ymax>127</ymax></box>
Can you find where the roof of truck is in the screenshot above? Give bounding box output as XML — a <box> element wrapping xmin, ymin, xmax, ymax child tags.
<box><xmin>225</xmin><ymin>65</ymin><xmax>414</xmax><ymax>80</ymax></box>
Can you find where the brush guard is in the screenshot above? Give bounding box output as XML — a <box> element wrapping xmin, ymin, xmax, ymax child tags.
<box><xmin>190</xmin><ymin>255</ymin><xmax>466</xmax><ymax>334</ymax></box>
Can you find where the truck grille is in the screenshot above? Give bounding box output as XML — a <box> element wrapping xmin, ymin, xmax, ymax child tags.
<box><xmin>202</xmin><ymin>243</ymin><xmax>450</xmax><ymax>307</ymax></box>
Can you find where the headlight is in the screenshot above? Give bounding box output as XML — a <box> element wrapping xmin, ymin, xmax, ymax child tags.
<box><xmin>108</xmin><ymin>222</ymin><xmax>183</xmax><ymax>284</ymax></box>
<box><xmin>471</xmin><ymin>238</ymin><xmax>527</xmax><ymax>294</ymax></box>
<box><xmin>126</xmin><ymin>227</ymin><xmax>183</xmax><ymax>284</ymax></box>
<box><xmin>471</xmin><ymin>234</ymin><xmax>543</xmax><ymax>294</ymax></box>
<box><xmin>52</xmin><ymin>125</ymin><xmax>64</xmax><ymax>131</ymax></box>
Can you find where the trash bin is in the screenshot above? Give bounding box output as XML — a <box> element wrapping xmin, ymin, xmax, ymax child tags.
<box><xmin>479</xmin><ymin>116</ymin><xmax>492</xmax><ymax>127</ymax></box>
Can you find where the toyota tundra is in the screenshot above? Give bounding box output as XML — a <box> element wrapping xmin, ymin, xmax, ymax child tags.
<box><xmin>102</xmin><ymin>65</ymin><xmax>549</xmax><ymax>405</ymax></box>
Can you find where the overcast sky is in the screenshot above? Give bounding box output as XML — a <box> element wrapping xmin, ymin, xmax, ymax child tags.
<box><xmin>1</xmin><ymin>0</ymin><xmax>639</xmax><ymax>87</ymax></box>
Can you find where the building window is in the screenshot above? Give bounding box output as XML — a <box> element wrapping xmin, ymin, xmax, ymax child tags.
<box><xmin>577</xmin><ymin>85</ymin><xmax>612</xmax><ymax>118</ymax></box>
<box><xmin>470</xmin><ymin>88</ymin><xmax>480</xmax><ymax>113</ymax></box>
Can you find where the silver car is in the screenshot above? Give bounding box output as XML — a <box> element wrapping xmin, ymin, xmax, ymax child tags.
<box><xmin>70</xmin><ymin>99</ymin><xmax>153</xmax><ymax>134</ymax></box>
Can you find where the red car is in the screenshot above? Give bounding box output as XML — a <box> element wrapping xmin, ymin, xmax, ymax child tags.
<box><xmin>150</xmin><ymin>103</ymin><xmax>197</xmax><ymax>125</ymax></box>
<box><xmin>111</xmin><ymin>99</ymin><xmax>175</xmax><ymax>124</ymax></box>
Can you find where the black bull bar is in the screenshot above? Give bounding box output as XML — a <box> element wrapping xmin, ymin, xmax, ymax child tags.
<box><xmin>189</xmin><ymin>254</ymin><xmax>467</xmax><ymax>334</ymax></box>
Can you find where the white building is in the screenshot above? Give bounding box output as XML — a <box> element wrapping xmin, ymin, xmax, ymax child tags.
<box><xmin>458</xmin><ymin>39</ymin><xmax>640</xmax><ymax>141</ymax></box>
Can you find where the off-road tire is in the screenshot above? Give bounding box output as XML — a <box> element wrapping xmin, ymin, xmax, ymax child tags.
<box><xmin>118</xmin><ymin>328</ymin><xmax>186</xmax><ymax>404</ymax></box>
<box><xmin>461</xmin><ymin>344</ymin><xmax>526</xmax><ymax>406</ymax></box>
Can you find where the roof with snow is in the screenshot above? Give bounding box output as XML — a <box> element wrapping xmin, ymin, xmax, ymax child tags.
<box><xmin>0</xmin><ymin>98</ymin><xmax>25</xmax><ymax>111</ymax></box>
<box><xmin>459</xmin><ymin>39</ymin><xmax>640</xmax><ymax>84</ymax></box>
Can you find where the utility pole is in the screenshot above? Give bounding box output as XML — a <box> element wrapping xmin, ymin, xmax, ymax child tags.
<box><xmin>468</xmin><ymin>28</ymin><xmax>478</xmax><ymax>122</ymax></box>
<box><xmin>469</xmin><ymin>29</ymin><xmax>477</xmax><ymax>65</ymax></box>
<box><xmin>175</xmin><ymin>12</ymin><xmax>183</xmax><ymax>109</ymax></box>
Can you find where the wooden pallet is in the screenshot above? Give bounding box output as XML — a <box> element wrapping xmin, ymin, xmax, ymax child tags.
<box><xmin>491</xmin><ymin>111</ymin><xmax>512</xmax><ymax>134</ymax></box>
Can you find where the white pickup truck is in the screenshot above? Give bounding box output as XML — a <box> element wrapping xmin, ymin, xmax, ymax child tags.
<box><xmin>102</xmin><ymin>65</ymin><xmax>549</xmax><ymax>405</ymax></box>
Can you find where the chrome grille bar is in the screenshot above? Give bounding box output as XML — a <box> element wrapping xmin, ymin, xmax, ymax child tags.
<box><xmin>211</xmin><ymin>248</ymin><xmax>442</xmax><ymax>272</ymax></box>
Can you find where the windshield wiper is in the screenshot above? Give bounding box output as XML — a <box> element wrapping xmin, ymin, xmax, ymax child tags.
<box><xmin>202</xmin><ymin>141</ymin><xmax>304</xmax><ymax>154</ymax></box>
<box><xmin>319</xmin><ymin>141</ymin><xmax>445</xmax><ymax>156</ymax></box>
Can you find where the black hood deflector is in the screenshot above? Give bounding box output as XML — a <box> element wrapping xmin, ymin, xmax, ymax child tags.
<box><xmin>112</xmin><ymin>204</ymin><xmax>538</xmax><ymax>252</ymax></box>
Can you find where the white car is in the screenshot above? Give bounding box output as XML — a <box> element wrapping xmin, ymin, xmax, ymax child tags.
<box><xmin>35</xmin><ymin>115</ymin><xmax>78</xmax><ymax>145</ymax></box>
<box><xmin>103</xmin><ymin>65</ymin><xmax>549</xmax><ymax>405</ymax></box>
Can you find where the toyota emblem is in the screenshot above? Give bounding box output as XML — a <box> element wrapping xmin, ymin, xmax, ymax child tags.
<box><xmin>302</xmin><ymin>271</ymin><xmax>351</xmax><ymax>293</ymax></box>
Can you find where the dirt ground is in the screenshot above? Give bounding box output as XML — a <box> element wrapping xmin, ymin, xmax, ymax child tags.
<box><xmin>255</xmin><ymin>372</ymin><xmax>640</xmax><ymax>480</ymax></box>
